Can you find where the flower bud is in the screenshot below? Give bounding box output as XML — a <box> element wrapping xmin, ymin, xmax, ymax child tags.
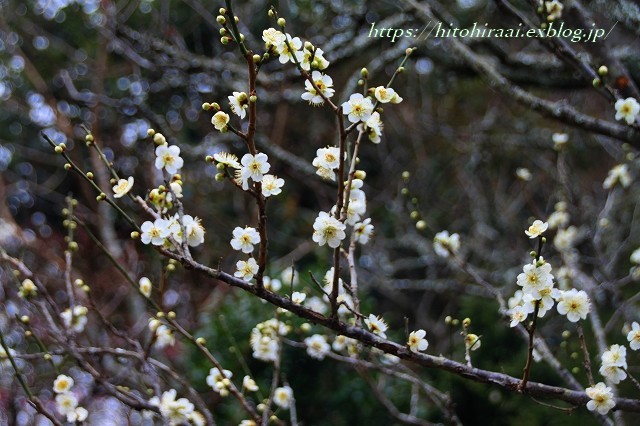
<box><xmin>167</xmin><ymin>311</ymin><xmax>176</xmax><ymax>319</ymax></box>
<box><xmin>147</xmin><ymin>128</ymin><xmax>156</xmax><ymax>136</ymax></box>
<box><xmin>166</xmin><ymin>264</ymin><xmax>176</xmax><ymax>272</ymax></box>
<box><xmin>20</xmin><ymin>315</ymin><xmax>30</xmax><ymax>324</ymax></box>
<box><xmin>25</xmin><ymin>330</ymin><xmax>32</xmax><ymax>337</ymax></box>
<box><xmin>253</xmin><ymin>54</ymin><xmax>261</xmax><ymax>63</ymax></box>
<box><xmin>96</xmin><ymin>193</ymin><xmax>106</xmax><ymax>201</ymax></box>
<box><xmin>86</xmin><ymin>172</ymin><xmax>94</xmax><ymax>180</ymax></box>
<box><xmin>215</xmin><ymin>173</ymin><xmax>225</xmax><ymax>181</ymax></box>
<box><xmin>131</xmin><ymin>231</ymin><xmax>140</xmax><ymax>239</ymax></box>
<box><xmin>410</xmin><ymin>211</ymin><xmax>419</xmax><ymax>220</ymax></box>
<box><xmin>219</xmin><ymin>7</ymin><xmax>226</xmax><ymax>15</ymax></box>
<box><xmin>249</xmin><ymin>95</ymin><xmax>257</xmax><ymax>103</ymax></box>
<box><xmin>68</xmin><ymin>242</ymin><xmax>79</xmax><ymax>251</ymax></box>
<box><xmin>85</xmin><ymin>134</ymin><xmax>94</xmax><ymax>143</ymax></box>
<box><xmin>196</xmin><ymin>337</ymin><xmax>206</xmax><ymax>345</ymax></box>
<box><xmin>463</xmin><ymin>318</ymin><xmax>471</xmax><ymax>327</ymax></box>
<box><xmin>598</xmin><ymin>65</ymin><xmax>608</xmax><ymax>76</ymax></box>
<box><xmin>416</xmin><ymin>220</ymin><xmax>427</xmax><ymax>230</ymax></box>
<box><xmin>75</xmin><ymin>278</ymin><xmax>84</xmax><ymax>287</ymax></box>
<box><xmin>64</xmin><ymin>163</ymin><xmax>72</xmax><ymax>171</ymax></box>
<box><xmin>82</xmin><ymin>285</ymin><xmax>90</xmax><ymax>293</ymax></box>
<box><xmin>304</xmin><ymin>41</ymin><xmax>314</xmax><ymax>50</ymax></box>
<box><xmin>202</xmin><ymin>102</ymin><xmax>211</xmax><ymax>110</ymax></box>
<box><xmin>216</xmin><ymin>15</ymin><xmax>226</xmax><ymax>25</ymax></box>
<box><xmin>354</xmin><ymin>170</ymin><xmax>366</xmax><ymax>180</ymax></box>
<box><xmin>277</xmin><ymin>18</ymin><xmax>286</xmax><ymax>27</ymax></box>
<box><xmin>221</xmin><ymin>36</ymin><xmax>230</xmax><ymax>45</ymax></box>
<box><xmin>397</xmin><ymin>66</ymin><xmax>405</xmax><ymax>73</ymax></box>
<box><xmin>360</xmin><ymin>68</ymin><xmax>368</xmax><ymax>78</ymax></box>
<box><xmin>405</xmin><ymin>47</ymin><xmax>414</xmax><ymax>56</ymax></box>
<box><xmin>55</xmin><ymin>146</ymin><xmax>64</xmax><ymax>154</ymax></box>
<box><xmin>402</xmin><ymin>171</ymin><xmax>410</xmax><ymax>180</ymax></box>
<box><xmin>219</xmin><ymin>28</ymin><xmax>227</xmax><ymax>36</ymax></box>
<box><xmin>592</xmin><ymin>77</ymin><xmax>601</xmax><ymax>87</ymax></box>
<box><xmin>401</xmin><ymin>188</ymin><xmax>409</xmax><ymax>195</ymax></box>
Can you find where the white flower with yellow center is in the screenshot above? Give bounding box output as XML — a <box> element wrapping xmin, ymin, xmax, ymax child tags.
<box><xmin>262</xmin><ymin>28</ymin><xmax>286</xmax><ymax>48</ymax></box>
<box><xmin>61</xmin><ymin>305</ymin><xmax>88</xmax><ymax>333</ymax></box>
<box><xmin>155</xmin><ymin>145</ymin><xmax>184</xmax><ymax>175</ymax></box>
<box><xmin>211</xmin><ymin>111</ymin><xmax>230</xmax><ymax>131</ymax></box>
<box><xmin>291</xmin><ymin>291</ymin><xmax>306</xmax><ymax>304</ymax></box>
<box><xmin>230</xmin><ymin>226</ymin><xmax>261</xmax><ymax>253</ymax></box>
<box><xmin>228</xmin><ymin>91</ymin><xmax>248</xmax><ymax>119</ymax></box>
<box><xmin>312</xmin><ymin>146</ymin><xmax>341</xmax><ymax>170</ymax></box>
<box><xmin>465</xmin><ymin>333</ymin><xmax>481</xmax><ymax>351</ymax></box>
<box><xmin>556</xmin><ymin>289</ymin><xmax>590</xmax><ymax>322</ymax></box>
<box><xmin>273</xmin><ymin>386</ymin><xmax>294</xmax><ymax>409</ymax></box>
<box><xmin>235</xmin><ymin>258</ymin><xmax>259</xmax><ymax>281</ymax></box>
<box><xmin>301</xmin><ymin>71</ymin><xmax>335</xmax><ymax>106</ymax></box>
<box><xmin>614</xmin><ymin>97</ymin><xmax>640</xmax><ymax>125</ymax></box>
<box><xmin>433</xmin><ymin>230</ymin><xmax>460</xmax><ymax>258</ymax></box>
<box><xmin>525</xmin><ymin>219</ymin><xmax>548</xmax><ymax>238</ymax></box>
<box><xmin>509</xmin><ymin>305</ymin><xmax>528</xmax><ymax>327</ymax></box>
<box><xmin>304</xmin><ymin>334</ymin><xmax>330</xmax><ymax>360</ymax></box>
<box><xmin>55</xmin><ymin>393</ymin><xmax>78</xmax><ymax>417</ymax></box>
<box><xmin>585</xmin><ymin>382</ymin><xmax>615</xmax><ymax>414</ymax></box>
<box><xmin>240</xmin><ymin>152</ymin><xmax>270</xmax><ymax>190</ymax></box>
<box><xmin>206</xmin><ymin>367</ymin><xmax>233</xmax><ymax>393</ymax></box>
<box><xmin>342</xmin><ymin>93</ymin><xmax>374</xmax><ymax>123</ymax></box>
<box><xmin>53</xmin><ymin>374</ymin><xmax>74</xmax><ymax>394</ymax></box>
<box><xmin>545</xmin><ymin>0</ymin><xmax>563</xmax><ymax>20</ymax></box>
<box><xmin>365</xmin><ymin>314</ymin><xmax>388</xmax><ymax>339</ymax></box>
<box><xmin>112</xmin><ymin>177</ymin><xmax>134</xmax><ymax>198</ymax></box>
<box><xmin>517</xmin><ymin>260</ymin><xmax>554</xmax><ymax>299</ymax></box>
<box><xmin>261</xmin><ymin>174</ymin><xmax>285</xmax><ymax>197</ymax></box>
<box><xmin>153</xmin><ymin>324</ymin><xmax>175</xmax><ymax>349</ymax></box>
<box><xmin>312</xmin><ymin>211</ymin><xmax>346</xmax><ymax>248</ymax></box>
<box><xmin>276</xmin><ymin>34</ymin><xmax>301</xmax><ymax>64</ymax></box>
<box><xmin>139</xmin><ymin>277</ymin><xmax>152</xmax><ymax>298</ymax></box>
<box><xmin>358</xmin><ymin>111</ymin><xmax>383</xmax><ymax>144</ymax></box>
<box><xmin>141</xmin><ymin>218</ymin><xmax>171</xmax><ymax>246</ymax></box>
<box><xmin>407</xmin><ymin>329</ymin><xmax>428</xmax><ymax>353</ymax></box>
<box><xmin>627</xmin><ymin>322</ymin><xmax>640</xmax><ymax>350</ymax></box>
<box><xmin>214</xmin><ymin>152</ymin><xmax>240</xmax><ymax>169</ymax></box>
<box><xmin>243</xmin><ymin>376</ymin><xmax>259</xmax><ymax>392</ymax></box>
<box><xmin>373</xmin><ymin>86</ymin><xmax>397</xmax><ymax>103</ymax></box>
<box><xmin>354</xmin><ymin>218</ymin><xmax>374</xmax><ymax>245</ymax></box>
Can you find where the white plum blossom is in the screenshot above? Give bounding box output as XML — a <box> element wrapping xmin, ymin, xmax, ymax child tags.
<box><xmin>261</xmin><ymin>174</ymin><xmax>285</xmax><ymax>197</ymax></box>
<box><xmin>262</xmin><ymin>28</ymin><xmax>286</xmax><ymax>48</ymax></box>
<box><xmin>211</xmin><ymin>111</ymin><xmax>230</xmax><ymax>131</ymax></box>
<box><xmin>554</xmin><ymin>226</ymin><xmax>578</xmax><ymax>252</ymax></box>
<box><xmin>603</xmin><ymin>164</ymin><xmax>632</xmax><ymax>189</ymax></box>
<box><xmin>149</xmin><ymin>389</ymin><xmax>195</xmax><ymax>426</ymax></box>
<box><xmin>263</xmin><ymin>276</ymin><xmax>282</xmax><ymax>292</ymax></box>
<box><xmin>291</xmin><ymin>291</ymin><xmax>306</xmax><ymax>304</ymax></box>
<box><xmin>373</xmin><ymin>86</ymin><xmax>397</xmax><ymax>103</ymax></box>
<box><xmin>155</xmin><ymin>144</ymin><xmax>184</xmax><ymax>175</ymax></box>
<box><xmin>312</xmin><ymin>146</ymin><xmax>341</xmax><ymax>171</ymax></box>
<box><xmin>631</xmin><ymin>249</ymin><xmax>640</xmax><ymax>265</ymax></box>
<box><xmin>614</xmin><ymin>97</ymin><xmax>640</xmax><ymax>125</ymax></box>
<box><xmin>556</xmin><ymin>289</ymin><xmax>590</xmax><ymax>322</ymax></box>
<box><xmin>112</xmin><ymin>176</ymin><xmax>134</xmax><ymax>198</ymax></box>
<box><xmin>354</xmin><ymin>218</ymin><xmax>374</xmax><ymax>244</ymax></box>
<box><xmin>276</xmin><ymin>34</ymin><xmax>301</xmax><ymax>64</ymax></box>
<box><xmin>306</xmin><ymin>296</ymin><xmax>328</xmax><ymax>315</ymax></box>
<box><xmin>627</xmin><ymin>322</ymin><xmax>640</xmax><ymax>350</ymax></box>
<box><xmin>358</xmin><ymin>111</ymin><xmax>383</xmax><ymax>144</ymax></box>
<box><xmin>273</xmin><ymin>386</ymin><xmax>294</xmax><ymax>409</ymax></box>
<box><xmin>516</xmin><ymin>259</ymin><xmax>554</xmax><ymax>300</ymax></box>
<box><xmin>312</xmin><ymin>211</ymin><xmax>346</xmax><ymax>248</ymax></box>
<box><xmin>547</xmin><ymin>210</ymin><xmax>569</xmax><ymax>230</ymax></box>
<box><xmin>214</xmin><ymin>152</ymin><xmax>240</xmax><ymax>169</ymax></box>
<box><xmin>281</xmin><ymin>266</ymin><xmax>299</xmax><ymax>286</ymax></box>
<box><xmin>53</xmin><ymin>375</ymin><xmax>74</xmax><ymax>394</ymax></box>
<box><xmin>433</xmin><ymin>230</ymin><xmax>460</xmax><ymax>258</ymax></box>
<box><xmin>525</xmin><ymin>219</ymin><xmax>548</xmax><ymax>238</ymax></box>
<box><xmin>141</xmin><ymin>218</ymin><xmax>171</xmax><ymax>246</ymax></box>
<box><xmin>585</xmin><ymin>382</ymin><xmax>616</xmax><ymax>415</ymax></box>
<box><xmin>545</xmin><ymin>0</ymin><xmax>563</xmax><ymax>20</ymax></box>
<box><xmin>61</xmin><ymin>305</ymin><xmax>88</xmax><ymax>333</ymax></box>
<box><xmin>304</xmin><ymin>334</ymin><xmax>330</xmax><ymax>360</ymax></box>
<box><xmin>228</xmin><ymin>91</ymin><xmax>248</xmax><ymax>119</ymax></box>
<box><xmin>206</xmin><ymin>367</ymin><xmax>233</xmax><ymax>394</ymax></box>
<box><xmin>407</xmin><ymin>329</ymin><xmax>429</xmax><ymax>353</ymax></box>
<box><xmin>295</xmin><ymin>45</ymin><xmax>329</xmax><ymax>71</ymax></box>
<box><xmin>301</xmin><ymin>71</ymin><xmax>334</xmax><ymax>106</ymax></box>
<box><xmin>243</xmin><ymin>376</ymin><xmax>259</xmax><ymax>392</ymax></box>
<box><xmin>465</xmin><ymin>333</ymin><xmax>481</xmax><ymax>351</ymax></box>
<box><xmin>55</xmin><ymin>393</ymin><xmax>78</xmax><ymax>418</ymax></box>
<box><xmin>365</xmin><ymin>314</ymin><xmax>388</xmax><ymax>339</ymax></box>
<box><xmin>235</xmin><ymin>258</ymin><xmax>259</xmax><ymax>281</ymax></box>
<box><xmin>230</xmin><ymin>226</ymin><xmax>261</xmax><ymax>253</ymax></box>
<box><xmin>66</xmin><ymin>407</ymin><xmax>88</xmax><ymax>423</ymax></box>
<box><xmin>516</xmin><ymin>167</ymin><xmax>532</xmax><ymax>181</ymax></box>
<box><xmin>240</xmin><ymin>152</ymin><xmax>270</xmax><ymax>190</ymax></box>
<box><xmin>342</xmin><ymin>93</ymin><xmax>374</xmax><ymax>123</ymax></box>
<box><xmin>552</xmin><ymin>132</ymin><xmax>569</xmax><ymax>150</ymax></box>
<box><xmin>139</xmin><ymin>277</ymin><xmax>152</xmax><ymax>298</ymax></box>
<box><xmin>509</xmin><ymin>305</ymin><xmax>528</xmax><ymax>327</ymax></box>
<box><xmin>153</xmin><ymin>324</ymin><xmax>175</xmax><ymax>349</ymax></box>
<box><xmin>169</xmin><ymin>215</ymin><xmax>205</xmax><ymax>247</ymax></box>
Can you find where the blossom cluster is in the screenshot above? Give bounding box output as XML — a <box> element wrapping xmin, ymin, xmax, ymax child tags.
<box><xmin>53</xmin><ymin>374</ymin><xmax>88</xmax><ymax>423</ymax></box>
<box><xmin>508</xmin><ymin>220</ymin><xmax>591</xmax><ymax>327</ymax></box>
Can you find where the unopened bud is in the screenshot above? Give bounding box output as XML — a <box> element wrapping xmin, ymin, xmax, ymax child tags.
<box><xmin>216</xmin><ymin>15</ymin><xmax>226</xmax><ymax>25</ymax></box>
<box><xmin>598</xmin><ymin>65</ymin><xmax>608</xmax><ymax>76</ymax></box>
<box><xmin>167</xmin><ymin>311</ymin><xmax>176</xmax><ymax>319</ymax></box>
<box><xmin>250</xmin><ymin>95</ymin><xmax>257</xmax><ymax>103</ymax></box>
<box><xmin>202</xmin><ymin>102</ymin><xmax>211</xmax><ymax>110</ymax></box>
<box><xmin>219</xmin><ymin>7</ymin><xmax>226</xmax><ymax>15</ymax></box>
<box><xmin>64</xmin><ymin>163</ymin><xmax>72</xmax><ymax>171</ymax></box>
<box><xmin>361</xmin><ymin>68</ymin><xmax>368</xmax><ymax>78</ymax></box>
<box><xmin>221</xmin><ymin>36</ymin><xmax>230</xmax><ymax>45</ymax></box>
<box><xmin>54</xmin><ymin>146</ymin><xmax>64</xmax><ymax>154</ymax></box>
<box><xmin>463</xmin><ymin>318</ymin><xmax>471</xmax><ymax>327</ymax></box>
<box><xmin>215</xmin><ymin>173</ymin><xmax>225</xmax><ymax>181</ymax></box>
<box><xmin>131</xmin><ymin>231</ymin><xmax>140</xmax><ymax>239</ymax></box>
<box><xmin>253</xmin><ymin>54</ymin><xmax>261</xmax><ymax>63</ymax></box>
<box><xmin>592</xmin><ymin>78</ymin><xmax>601</xmax><ymax>87</ymax></box>
<box><xmin>147</xmin><ymin>128</ymin><xmax>155</xmax><ymax>136</ymax></box>
<box><xmin>354</xmin><ymin>170</ymin><xmax>366</xmax><ymax>180</ymax></box>
<box><xmin>277</xmin><ymin>18</ymin><xmax>286</xmax><ymax>27</ymax></box>
<box><xmin>86</xmin><ymin>172</ymin><xmax>94</xmax><ymax>180</ymax></box>
<box><xmin>416</xmin><ymin>220</ymin><xmax>427</xmax><ymax>230</ymax></box>
<box><xmin>20</xmin><ymin>315</ymin><xmax>30</xmax><ymax>324</ymax></box>
<box><xmin>85</xmin><ymin>134</ymin><xmax>94</xmax><ymax>143</ymax></box>
<box><xmin>196</xmin><ymin>337</ymin><xmax>206</xmax><ymax>345</ymax></box>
